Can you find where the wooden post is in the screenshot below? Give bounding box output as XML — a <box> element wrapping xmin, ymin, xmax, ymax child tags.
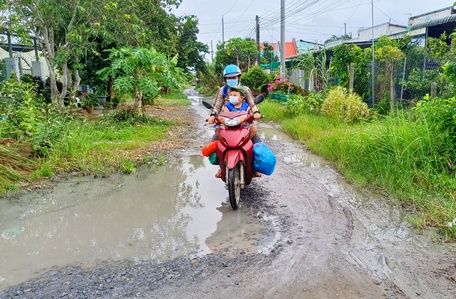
<box><xmin>431</xmin><ymin>82</ymin><xmax>438</xmax><ymax>98</ymax></box>
<box><xmin>349</xmin><ymin>63</ymin><xmax>355</xmax><ymax>93</ymax></box>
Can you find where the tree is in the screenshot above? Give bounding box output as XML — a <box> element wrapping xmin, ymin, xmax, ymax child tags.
<box><xmin>175</xmin><ymin>15</ymin><xmax>208</xmax><ymax>73</ymax></box>
<box><xmin>375</xmin><ymin>36</ymin><xmax>405</xmax><ymax>109</ymax></box>
<box><xmin>225</xmin><ymin>38</ymin><xmax>258</xmax><ymax>71</ymax></box>
<box><xmin>294</xmin><ymin>50</ymin><xmax>331</xmax><ymax>92</ymax></box>
<box><xmin>7</xmin><ymin>0</ymin><xmax>184</xmax><ymax>107</ymax></box>
<box><xmin>97</xmin><ymin>47</ymin><xmax>183</xmax><ymax>112</ymax></box>
<box><xmin>261</xmin><ymin>42</ymin><xmax>278</xmax><ymax>65</ymax></box>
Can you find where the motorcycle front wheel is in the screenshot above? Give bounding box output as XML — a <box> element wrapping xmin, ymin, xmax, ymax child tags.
<box><xmin>227</xmin><ymin>165</ymin><xmax>241</xmax><ymax>210</ymax></box>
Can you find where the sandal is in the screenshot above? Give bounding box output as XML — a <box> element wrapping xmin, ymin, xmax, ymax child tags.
<box><xmin>215</xmin><ymin>169</ymin><xmax>222</xmax><ymax>178</ymax></box>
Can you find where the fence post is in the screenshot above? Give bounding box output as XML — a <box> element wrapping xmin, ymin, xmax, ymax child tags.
<box><xmin>431</xmin><ymin>82</ymin><xmax>438</xmax><ymax>98</ymax></box>
<box><xmin>400</xmin><ymin>57</ymin><xmax>407</xmax><ymax>102</ymax></box>
<box><xmin>349</xmin><ymin>63</ymin><xmax>355</xmax><ymax>93</ymax></box>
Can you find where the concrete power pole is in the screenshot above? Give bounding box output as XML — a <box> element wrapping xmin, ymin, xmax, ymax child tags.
<box><xmin>222</xmin><ymin>16</ymin><xmax>225</xmax><ymax>43</ymax></box>
<box><xmin>256</xmin><ymin>15</ymin><xmax>260</xmax><ymax>66</ymax></box>
<box><xmin>211</xmin><ymin>40</ymin><xmax>214</xmax><ymax>62</ymax></box>
<box><xmin>280</xmin><ymin>0</ymin><xmax>285</xmax><ymax>78</ymax></box>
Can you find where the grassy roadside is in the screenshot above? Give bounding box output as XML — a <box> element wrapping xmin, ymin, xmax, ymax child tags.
<box><xmin>0</xmin><ymin>91</ymin><xmax>191</xmax><ymax>195</ymax></box>
<box><xmin>261</xmin><ymin>99</ymin><xmax>456</xmax><ymax>241</ymax></box>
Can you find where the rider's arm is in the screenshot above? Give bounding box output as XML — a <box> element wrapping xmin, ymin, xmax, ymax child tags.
<box><xmin>211</xmin><ymin>88</ymin><xmax>225</xmax><ymax>115</ymax></box>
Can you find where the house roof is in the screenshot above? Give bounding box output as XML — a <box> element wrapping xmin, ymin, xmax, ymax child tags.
<box><xmin>284</xmin><ymin>41</ymin><xmax>297</xmax><ymax>58</ymax></box>
<box><xmin>409</xmin><ymin>14</ymin><xmax>456</xmax><ymax>30</ymax></box>
<box><xmin>260</xmin><ymin>41</ymin><xmax>297</xmax><ymax>59</ymax></box>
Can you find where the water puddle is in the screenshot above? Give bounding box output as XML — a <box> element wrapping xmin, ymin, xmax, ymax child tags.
<box><xmin>0</xmin><ymin>155</ymin><xmax>277</xmax><ymax>289</ymax></box>
<box><xmin>259</xmin><ymin>126</ymin><xmax>294</xmax><ymax>142</ymax></box>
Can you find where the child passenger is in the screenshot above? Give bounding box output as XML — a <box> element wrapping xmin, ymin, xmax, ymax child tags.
<box><xmin>223</xmin><ymin>85</ymin><xmax>259</xmax><ymax>141</ymax></box>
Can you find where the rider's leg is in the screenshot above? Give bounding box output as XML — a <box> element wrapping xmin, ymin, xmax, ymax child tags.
<box><xmin>250</xmin><ymin>125</ymin><xmax>261</xmax><ymax>143</ymax></box>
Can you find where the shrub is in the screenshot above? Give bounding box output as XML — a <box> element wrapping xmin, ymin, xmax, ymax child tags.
<box><xmin>267</xmin><ymin>77</ymin><xmax>295</xmax><ymax>94</ymax></box>
<box><xmin>413</xmin><ymin>95</ymin><xmax>456</xmax><ymax>144</ymax></box>
<box><xmin>241</xmin><ymin>66</ymin><xmax>270</xmax><ymax>92</ymax></box>
<box><xmin>321</xmin><ymin>86</ymin><xmax>371</xmax><ymax>123</ymax></box>
<box><xmin>285</xmin><ymin>92</ymin><xmax>325</xmax><ymax>117</ymax></box>
<box><xmin>267</xmin><ymin>76</ymin><xmax>308</xmax><ymax>96</ymax></box>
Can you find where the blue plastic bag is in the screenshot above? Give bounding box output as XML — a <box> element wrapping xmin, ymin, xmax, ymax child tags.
<box><xmin>253</xmin><ymin>142</ymin><xmax>276</xmax><ymax>175</ymax></box>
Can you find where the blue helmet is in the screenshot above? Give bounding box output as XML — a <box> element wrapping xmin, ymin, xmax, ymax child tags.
<box><xmin>223</xmin><ymin>64</ymin><xmax>241</xmax><ymax>77</ymax></box>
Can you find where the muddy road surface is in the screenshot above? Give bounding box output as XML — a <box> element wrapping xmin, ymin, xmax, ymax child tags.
<box><xmin>1</xmin><ymin>88</ymin><xmax>455</xmax><ymax>299</ymax></box>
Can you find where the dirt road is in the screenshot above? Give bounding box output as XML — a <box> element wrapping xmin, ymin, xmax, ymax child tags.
<box><xmin>1</xmin><ymin>88</ymin><xmax>455</xmax><ymax>299</ymax></box>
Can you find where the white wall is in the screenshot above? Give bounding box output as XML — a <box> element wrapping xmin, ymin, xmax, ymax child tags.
<box><xmin>0</xmin><ymin>48</ymin><xmax>50</xmax><ymax>79</ymax></box>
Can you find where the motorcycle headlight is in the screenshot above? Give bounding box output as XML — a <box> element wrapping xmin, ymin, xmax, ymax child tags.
<box><xmin>221</xmin><ymin>115</ymin><xmax>246</xmax><ymax>127</ymax></box>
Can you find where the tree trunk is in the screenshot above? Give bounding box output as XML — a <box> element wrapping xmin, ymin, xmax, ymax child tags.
<box><xmin>73</xmin><ymin>70</ymin><xmax>81</xmax><ymax>92</ymax></box>
<box><xmin>42</xmin><ymin>27</ymin><xmax>61</xmax><ymax>106</ymax></box>
<box><xmin>108</xmin><ymin>77</ymin><xmax>115</xmax><ymax>100</ymax></box>
<box><xmin>134</xmin><ymin>67</ymin><xmax>143</xmax><ymax>114</ymax></box>
<box><xmin>58</xmin><ymin>63</ymin><xmax>69</xmax><ymax>107</ymax></box>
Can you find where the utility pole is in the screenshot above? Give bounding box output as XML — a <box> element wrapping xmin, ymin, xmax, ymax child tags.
<box><xmin>256</xmin><ymin>15</ymin><xmax>260</xmax><ymax>66</ymax></box>
<box><xmin>211</xmin><ymin>40</ymin><xmax>214</xmax><ymax>62</ymax></box>
<box><xmin>222</xmin><ymin>16</ymin><xmax>225</xmax><ymax>43</ymax></box>
<box><xmin>371</xmin><ymin>0</ymin><xmax>375</xmax><ymax>107</ymax></box>
<box><xmin>280</xmin><ymin>0</ymin><xmax>285</xmax><ymax>78</ymax></box>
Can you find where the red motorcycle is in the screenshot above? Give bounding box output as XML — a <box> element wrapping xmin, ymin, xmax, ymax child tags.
<box><xmin>203</xmin><ymin>95</ymin><xmax>264</xmax><ymax>210</ymax></box>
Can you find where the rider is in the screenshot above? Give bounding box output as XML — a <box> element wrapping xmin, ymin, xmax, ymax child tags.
<box><xmin>214</xmin><ymin>84</ymin><xmax>262</xmax><ymax>179</ymax></box>
<box><xmin>207</xmin><ymin>64</ymin><xmax>261</xmax><ymax>143</ymax></box>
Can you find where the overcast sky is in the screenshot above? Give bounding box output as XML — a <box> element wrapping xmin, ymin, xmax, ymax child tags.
<box><xmin>174</xmin><ymin>0</ymin><xmax>452</xmax><ymax>58</ymax></box>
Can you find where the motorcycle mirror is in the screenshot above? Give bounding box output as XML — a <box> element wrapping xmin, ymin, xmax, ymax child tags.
<box><xmin>254</xmin><ymin>94</ymin><xmax>265</xmax><ymax>105</ymax></box>
<box><xmin>202</xmin><ymin>101</ymin><xmax>213</xmax><ymax>110</ymax></box>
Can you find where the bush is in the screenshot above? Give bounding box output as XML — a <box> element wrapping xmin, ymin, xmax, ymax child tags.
<box><xmin>267</xmin><ymin>76</ymin><xmax>308</xmax><ymax>96</ymax></box>
<box><xmin>373</xmin><ymin>96</ymin><xmax>391</xmax><ymax>115</ymax></box>
<box><xmin>241</xmin><ymin>66</ymin><xmax>270</xmax><ymax>92</ymax></box>
<box><xmin>0</xmin><ymin>79</ymin><xmax>74</xmax><ymax>157</ymax></box>
<box><xmin>321</xmin><ymin>86</ymin><xmax>371</xmax><ymax>123</ymax></box>
<box><xmin>285</xmin><ymin>92</ymin><xmax>325</xmax><ymax>117</ymax></box>
<box><xmin>413</xmin><ymin>95</ymin><xmax>456</xmax><ymax>144</ymax></box>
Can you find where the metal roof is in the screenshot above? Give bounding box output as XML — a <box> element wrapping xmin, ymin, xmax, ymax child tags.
<box><xmin>409</xmin><ymin>14</ymin><xmax>456</xmax><ymax>30</ymax></box>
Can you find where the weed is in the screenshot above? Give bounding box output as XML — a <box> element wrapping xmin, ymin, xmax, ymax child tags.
<box><xmin>121</xmin><ymin>160</ymin><xmax>136</xmax><ymax>174</ymax></box>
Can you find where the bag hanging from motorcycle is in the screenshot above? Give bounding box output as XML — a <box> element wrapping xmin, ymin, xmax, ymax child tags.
<box><xmin>253</xmin><ymin>142</ymin><xmax>276</xmax><ymax>175</ymax></box>
<box><xmin>202</xmin><ymin>140</ymin><xmax>218</xmax><ymax>157</ymax></box>
<box><xmin>208</xmin><ymin>152</ymin><xmax>219</xmax><ymax>165</ymax></box>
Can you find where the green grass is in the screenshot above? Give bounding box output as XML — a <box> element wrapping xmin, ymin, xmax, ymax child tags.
<box><xmin>265</xmin><ymin>103</ymin><xmax>456</xmax><ymax>240</ymax></box>
<box><xmin>19</xmin><ymin>114</ymin><xmax>173</xmax><ymax>181</ymax></box>
<box><xmin>157</xmin><ymin>89</ymin><xmax>191</xmax><ymax>106</ymax></box>
<box><xmin>260</xmin><ymin>99</ymin><xmax>287</xmax><ymax>122</ymax></box>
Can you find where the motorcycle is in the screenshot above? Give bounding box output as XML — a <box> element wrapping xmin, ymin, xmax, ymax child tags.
<box><xmin>202</xmin><ymin>95</ymin><xmax>265</xmax><ymax>210</ymax></box>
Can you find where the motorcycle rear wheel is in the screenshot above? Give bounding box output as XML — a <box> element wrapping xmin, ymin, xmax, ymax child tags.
<box><xmin>227</xmin><ymin>166</ymin><xmax>241</xmax><ymax>210</ymax></box>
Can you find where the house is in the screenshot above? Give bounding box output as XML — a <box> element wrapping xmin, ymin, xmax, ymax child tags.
<box><xmin>325</xmin><ymin>22</ymin><xmax>407</xmax><ymax>50</ymax></box>
<box><xmin>297</xmin><ymin>40</ymin><xmax>324</xmax><ymax>53</ymax></box>
<box><xmin>259</xmin><ymin>40</ymin><xmax>298</xmax><ymax>72</ymax></box>
<box><xmin>260</xmin><ymin>39</ymin><xmax>302</xmax><ymax>59</ymax></box>
<box><xmin>407</xmin><ymin>6</ymin><xmax>456</xmax><ymax>44</ymax></box>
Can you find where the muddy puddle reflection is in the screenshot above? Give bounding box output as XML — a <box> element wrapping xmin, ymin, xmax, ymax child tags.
<box><xmin>0</xmin><ymin>155</ymin><xmax>277</xmax><ymax>289</ymax></box>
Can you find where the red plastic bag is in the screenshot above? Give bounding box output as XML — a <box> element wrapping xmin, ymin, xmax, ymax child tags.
<box><xmin>202</xmin><ymin>140</ymin><xmax>218</xmax><ymax>157</ymax></box>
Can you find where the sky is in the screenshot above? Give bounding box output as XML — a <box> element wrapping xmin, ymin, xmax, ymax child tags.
<box><xmin>173</xmin><ymin>0</ymin><xmax>453</xmax><ymax>60</ymax></box>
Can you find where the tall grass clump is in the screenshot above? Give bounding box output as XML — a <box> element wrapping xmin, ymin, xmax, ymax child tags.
<box><xmin>289</xmin><ymin>110</ymin><xmax>455</xmax><ymax>235</ymax></box>
<box><xmin>0</xmin><ymin>145</ymin><xmax>35</xmax><ymax>191</ymax></box>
